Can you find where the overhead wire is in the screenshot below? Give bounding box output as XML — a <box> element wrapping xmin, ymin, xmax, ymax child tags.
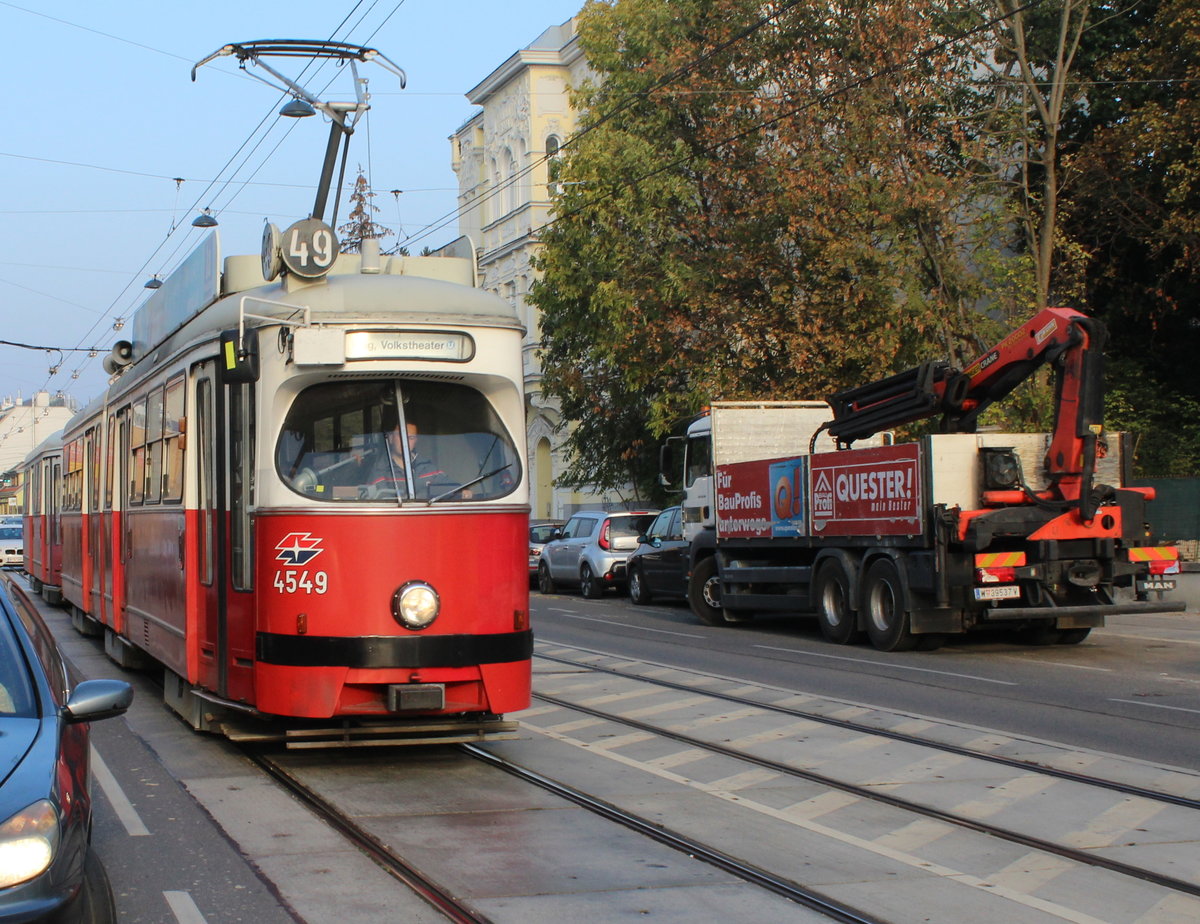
<box><xmin>10</xmin><ymin>0</ymin><xmax>405</xmax><ymax>431</ymax></box>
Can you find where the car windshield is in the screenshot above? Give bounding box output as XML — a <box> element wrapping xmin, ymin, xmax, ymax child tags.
<box><xmin>0</xmin><ymin>527</ymin><xmax>21</xmax><ymax>540</ymax></box>
<box><xmin>277</xmin><ymin>379</ymin><xmax>520</xmax><ymax>504</ymax></box>
<box><xmin>0</xmin><ymin>611</ymin><xmax>35</xmax><ymax>717</ymax></box>
<box><xmin>530</xmin><ymin>525</ymin><xmax>559</xmax><ymax>543</ymax></box>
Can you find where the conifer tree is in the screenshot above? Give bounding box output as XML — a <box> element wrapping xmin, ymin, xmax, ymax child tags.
<box><xmin>338</xmin><ymin>167</ymin><xmax>392</xmax><ymax>253</ymax></box>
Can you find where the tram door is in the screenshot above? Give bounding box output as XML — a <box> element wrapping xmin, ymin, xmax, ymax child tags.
<box><xmin>103</xmin><ymin>410</ymin><xmax>125</xmax><ymax>632</ymax></box>
<box><xmin>193</xmin><ymin>362</ymin><xmax>256</xmax><ymax>703</ymax></box>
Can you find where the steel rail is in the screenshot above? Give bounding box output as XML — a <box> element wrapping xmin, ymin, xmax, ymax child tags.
<box><xmin>536</xmin><ymin>649</ymin><xmax>1200</xmax><ymax>810</ymax></box>
<box><xmin>248</xmin><ymin>750</ymin><xmax>489</xmax><ymax>924</ymax></box>
<box><xmin>531</xmin><ymin>688</ymin><xmax>1200</xmax><ymax>899</ymax></box>
<box><xmin>461</xmin><ymin>743</ymin><xmax>883</xmax><ymax>924</ymax></box>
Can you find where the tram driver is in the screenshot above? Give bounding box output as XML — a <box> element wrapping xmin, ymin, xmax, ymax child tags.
<box><xmin>363</xmin><ymin>419</ymin><xmax>444</xmax><ymax>497</ymax></box>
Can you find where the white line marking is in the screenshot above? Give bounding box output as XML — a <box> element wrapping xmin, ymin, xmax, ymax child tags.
<box><xmin>754</xmin><ymin>645</ymin><xmax>1018</xmax><ymax>685</ymax></box>
<box><xmin>164</xmin><ymin>890</ymin><xmax>208</xmax><ymax>924</ymax></box>
<box><xmin>534</xmin><ymin>639</ymin><xmax>1199</xmax><ymax>774</ymax></box>
<box><xmin>521</xmin><ymin>720</ymin><xmax>1112</xmax><ymax>924</ymax></box>
<box><xmin>997</xmin><ymin>656</ymin><xmax>1112</xmax><ymax>672</ymax></box>
<box><xmin>559</xmin><ymin>612</ymin><xmax>705</xmax><ymax>638</ymax></box>
<box><xmin>1110</xmin><ymin>698</ymin><xmax>1200</xmax><ymax>716</ymax></box>
<box><xmin>90</xmin><ymin>746</ymin><xmax>149</xmax><ymax>836</ymax></box>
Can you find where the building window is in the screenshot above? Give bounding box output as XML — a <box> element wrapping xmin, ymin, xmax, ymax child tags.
<box><xmin>546</xmin><ymin>135</ymin><xmax>562</xmax><ymax>197</ymax></box>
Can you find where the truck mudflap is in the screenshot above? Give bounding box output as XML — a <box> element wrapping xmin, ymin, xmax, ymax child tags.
<box><xmin>975</xmin><ymin>600</ymin><xmax>1186</xmax><ymax>622</ymax></box>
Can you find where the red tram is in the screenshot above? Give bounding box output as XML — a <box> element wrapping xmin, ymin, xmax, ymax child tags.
<box><xmin>22</xmin><ymin>234</ymin><xmax>533</xmax><ymax>745</ymax></box>
<box><xmin>22</xmin><ymin>432</ymin><xmax>64</xmax><ymax>604</ymax></box>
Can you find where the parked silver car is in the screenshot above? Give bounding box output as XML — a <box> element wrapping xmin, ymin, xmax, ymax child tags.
<box><xmin>537</xmin><ymin>509</ymin><xmax>658</xmax><ymax>598</ymax></box>
<box><xmin>528</xmin><ymin>519</ymin><xmax>565</xmax><ymax>583</ymax></box>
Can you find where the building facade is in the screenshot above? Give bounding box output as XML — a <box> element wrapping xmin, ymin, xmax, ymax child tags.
<box><xmin>451</xmin><ymin>18</ymin><xmax>629</xmax><ymax>520</ymax></box>
<box><xmin>0</xmin><ymin>392</ymin><xmax>75</xmax><ymax>512</ymax></box>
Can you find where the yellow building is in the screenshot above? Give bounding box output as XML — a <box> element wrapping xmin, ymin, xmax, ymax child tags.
<box><xmin>453</xmin><ymin>18</ymin><xmax>623</xmax><ymax>519</ymax></box>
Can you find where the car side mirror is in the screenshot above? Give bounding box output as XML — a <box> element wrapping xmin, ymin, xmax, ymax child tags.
<box><xmin>636</xmin><ymin>533</ymin><xmax>648</xmax><ymax>545</ymax></box>
<box><xmin>551</xmin><ymin>528</ymin><xmax>563</xmax><ymax>540</ymax></box>
<box><xmin>63</xmin><ymin>679</ymin><xmax>134</xmax><ymax>723</ymax></box>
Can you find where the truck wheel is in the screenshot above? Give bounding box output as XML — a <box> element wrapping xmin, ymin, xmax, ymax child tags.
<box><xmin>1057</xmin><ymin>628</ymin><xmax>1091</xmax><ymax>645</ymax></box>
<box><xmin>863</xmin><ymin>558</ymin><xmax>917</xmax><ymax>652</ymax></box>
<box><xmin>689</xmin><ymin>557</ymin><xmax>726</xmax><ymax>626</ymax></box>
<box><xmin>629</xmin><ymin>565</ymin><xmax>652</xmax><ymax>605</ymax></box>
<box><xmin>579</xmin><ymin>563</ymin><xmax>602</xmax><ymax>599</ymax></box>
<box><xmin>814</xmin><ymin>561</ymin><xmax>861</xmax><ymax>644</ymax></box>
<box><xmin>537</xmin><ymin>561</ymin><xmax>556</xmax><ymax>595</ymax></box>
<box><xmin>1016</xmin><ymin>624</ymin><xmax>1060</xmax><ymax>645</ymax></box>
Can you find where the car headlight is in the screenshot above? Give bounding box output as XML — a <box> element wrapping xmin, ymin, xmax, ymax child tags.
<box><xmin>392</xmin><ymin>582</ymin><xmax>440</xmax><ymax>630</ymax></box>
<box><xmin>0</xmin><ymin>800</ymin><xmax>61</xmax><ymax>888</ymax></box>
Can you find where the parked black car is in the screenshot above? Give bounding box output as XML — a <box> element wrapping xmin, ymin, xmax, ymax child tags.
<box><xmin>0</xmin><ymin>579</ymin><xmax>132</xmax><ymax>923</ymax></box>
<box><xmin>627</xmin><ymin>506</ymin><xmax>690</xmax><ymax>605</ymax></box>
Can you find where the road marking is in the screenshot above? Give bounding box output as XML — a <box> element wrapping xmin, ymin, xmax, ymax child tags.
<box><xmin>90</xmin><ymin>746</ymin><xmax>149</xmax><ymax>836</ymax></box>
<box><xmin>1110</xmin><ymin>698</ymin><xmax>1200</xmax><ymax>715</ymax></box>
<box><xmin>522</xmin><ymin>719</ymin><xmax>1113</xmax><ymax>923</ymax></box>
<box><xmin>558</xmin><ymin>612</ymin><xmax>706</xmax><ymax>638</ymax></box>
<box><xmin>997</xmin><ymin>656</ymin><xmax>1112</xmax><ymax>672</ymax></box>
<box><xmin>754</xmin><ymin>645</ymin><xmax>1018</xmax><ymax>685</ymax></box>
<box><xmin>164</xmin><ymin>890</ymin><xmax>207</xmax><ymax>924</ymax></box>
<box><xmin>1062</xmin><ymin>796</ymin><xmax>1166</xmax><ymax>849</ymax></box>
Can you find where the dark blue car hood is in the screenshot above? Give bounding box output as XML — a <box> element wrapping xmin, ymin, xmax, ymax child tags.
<box><xmin>0</xmin><ymin>717</ymin><xmax>39</xmax><ymax>791</ymax></box>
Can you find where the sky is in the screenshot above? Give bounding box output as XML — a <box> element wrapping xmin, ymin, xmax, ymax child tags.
<box><xmin>0</xmin><ymin>0</ymin><xmax>584</xmax><ymax>407</ymax></box>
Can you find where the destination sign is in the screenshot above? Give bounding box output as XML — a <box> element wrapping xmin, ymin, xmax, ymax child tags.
<box><xmin>344</xmin><ymin>330</ymin><xmax>474</xmax><ymax>362</ymax></box>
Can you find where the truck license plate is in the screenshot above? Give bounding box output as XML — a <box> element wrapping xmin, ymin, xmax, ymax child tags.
<box><xmin>974</xmin><ymin>585</ymin><xmax>1021</xmax><ymax>601</ymax></box>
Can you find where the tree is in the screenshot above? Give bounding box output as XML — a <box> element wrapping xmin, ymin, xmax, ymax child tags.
<box><xmin>338</xmin><ymin>167</ymin><xmax>392</xmax><ymax>254</ymax></box>
<box><xmin>532</xmin><ymin>0</ymin><xmax>1027</xmax><ymax>493</ymax></box>
<box><xmin>1060</xmin><ymin>0</ymin><xmax>1200</xmax><ymax>474</ymax></box>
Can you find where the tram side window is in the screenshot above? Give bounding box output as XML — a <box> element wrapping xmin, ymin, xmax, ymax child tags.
<box><xmin>87</xmin><ymin>429</ymin><xmax>101</xmax><ymax>514</ymax></box>
<box><xmin>162</xmin><ymin>376</ymin><xmax>185</xmax><ymax>503</ymax></box>
<box><xmin>63</xmin><ymin>439</ymin><xmax>83</xmax><ymax>513</ymax></box>
<box><xmin>130</xmin><ymin>399</ymin><xmax>146</xmax><ymax>506</ymax></box>
<box><xmin>276</xmin><ymin>379</ymin><xmax>521</xmax><ymax>503</ymax></box>
<box><xmin>144</xmin><ymin>387</ymin><xmax>164</xmax><ymax>505</ymax></box>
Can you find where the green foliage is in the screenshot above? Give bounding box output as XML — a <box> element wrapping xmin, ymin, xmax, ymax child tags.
<box><xmin>533</xmin><ymin>0</ymin><xmax>1033</xmax><ymax>492</ymax></box>
<box><xmin>1106</xmin><ymin>361</ymin><xmax>1200</xmax><ymax>477</ymax></box>
<box><xmin>1061</xmin><ymin>0</ymin><xmax>1200</xmax><ymax>474</ymax></box>
<box><xmin>532</xmin><ymin>0</ymin><xmax>1195</xmax><ymax>489</ymax></box>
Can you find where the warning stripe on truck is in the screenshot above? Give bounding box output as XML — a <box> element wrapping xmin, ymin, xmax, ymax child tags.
<box><xmin>974</xmin><ymin>551</ymin><xmax>1027</xmax><ymax>568</ymax></box>
<box><xmin>1127</xmin><ymin>546</ymin><xmax>1179</xmax><ymax>562</ymax></box>
<box><xmin>1128</xmin><ymin>546</ymin><xmax>1181</xmax><ymax>574</ymax></box>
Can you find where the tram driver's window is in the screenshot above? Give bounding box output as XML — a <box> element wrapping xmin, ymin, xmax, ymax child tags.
<box><xmin>276</xmin><ymin>379</ymin><xmax>521</xmax><ymax>503</ymax></box>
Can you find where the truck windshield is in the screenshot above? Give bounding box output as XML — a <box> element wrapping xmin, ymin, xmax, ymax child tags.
<box><xmin>276</xmin><ymin>379</ymin><xmax>520</xmax><ymax>503</ymax></box>
<box><xmin>685</xmin><ymin>434</ymin><xmax>712</xmax><ymax>488</ymax></box>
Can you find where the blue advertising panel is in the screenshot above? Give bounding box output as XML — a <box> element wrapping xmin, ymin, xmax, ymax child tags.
<box><xmin>768</xmin><ymin>456</ymin><xmax>807</xmax><ymax>537</ymax></box>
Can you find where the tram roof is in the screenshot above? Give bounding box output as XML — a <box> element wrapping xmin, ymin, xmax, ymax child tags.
<box><xmin>113</xmin><ymin>241</ymin><xmax>520</xmax><ymax>375</ymax></box>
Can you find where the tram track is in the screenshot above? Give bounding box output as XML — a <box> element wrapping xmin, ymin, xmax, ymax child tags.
<box><xmin>529</xmin><ymin>645</ymin><xmax>1200</xmax><ymax>904</ymax></box>
<box><xmin>461</xmin><ymin>743</ymin><xmax>883</xmax><ymax>924</ymax></box>
<box><xmin>246</xmin><ymin>740</ymin><xmax>876</xmax><ymax>923</ymax></box>
<box><xmin>536</xmin><ymin>647</ymin><xmax>1200</xmax><ymax>810</ymax></box>
<box><xmin>529</xmin><ymin>689</ymin><xmax>1200</xmax><ymax>900</ymax></box>
<box><xmin>246</xmin><ymin>749</ymin><xmax>489</xmax><ymax>924</ymax></box>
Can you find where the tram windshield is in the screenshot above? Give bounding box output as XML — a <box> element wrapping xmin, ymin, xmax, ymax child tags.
<box><xmin>277</xmin><ymin>380</ymin><xmax>520</xmax><ymax>503</ymax></box>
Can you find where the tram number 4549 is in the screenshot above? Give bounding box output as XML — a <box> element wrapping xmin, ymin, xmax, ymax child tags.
<box><xmin>273</xmin><ymin>570</ymin><xmax>329</xmax><ymax>595</ymax></box>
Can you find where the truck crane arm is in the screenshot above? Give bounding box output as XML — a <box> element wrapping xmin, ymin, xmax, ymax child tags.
<box><xmin>825</xmin><ymin>308</ymin><xmax>1109</xmax><ymax>516</ymax></box>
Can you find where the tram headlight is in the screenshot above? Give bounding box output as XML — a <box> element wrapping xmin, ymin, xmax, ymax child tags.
<box><xmin>392</xmin><ymin>582</ymin><xmax>440</xmax><ymax>629</ymax></box>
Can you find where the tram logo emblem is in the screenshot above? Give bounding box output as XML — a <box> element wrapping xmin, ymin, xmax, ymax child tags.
<box><xmin>275</xmin><ymin>532</ymin><xmax>325</xmax><ymax>566</ymax></box>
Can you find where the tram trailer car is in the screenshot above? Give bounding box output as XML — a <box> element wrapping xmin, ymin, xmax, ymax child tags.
<box><xmin>35</xmin><ymin>235</ymin><xmax>532</xmax><ymax>745</ymax></box>
<box><xmin>22</xmin><ymin>431</ymin><xmax>64</xmax><ymax>605</ymax></box>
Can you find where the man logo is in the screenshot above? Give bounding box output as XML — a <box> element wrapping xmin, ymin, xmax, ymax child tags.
<box><xmin>275</xmin><ymin>532</ymin><xmax>324</xmax><ymax>566</ymax></box>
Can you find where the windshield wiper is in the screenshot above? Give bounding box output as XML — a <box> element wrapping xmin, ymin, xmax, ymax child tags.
<box><xmin>427</xmin><ymin>463</ymin><xmax>513</xmax><ymax>505</ymax></box>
